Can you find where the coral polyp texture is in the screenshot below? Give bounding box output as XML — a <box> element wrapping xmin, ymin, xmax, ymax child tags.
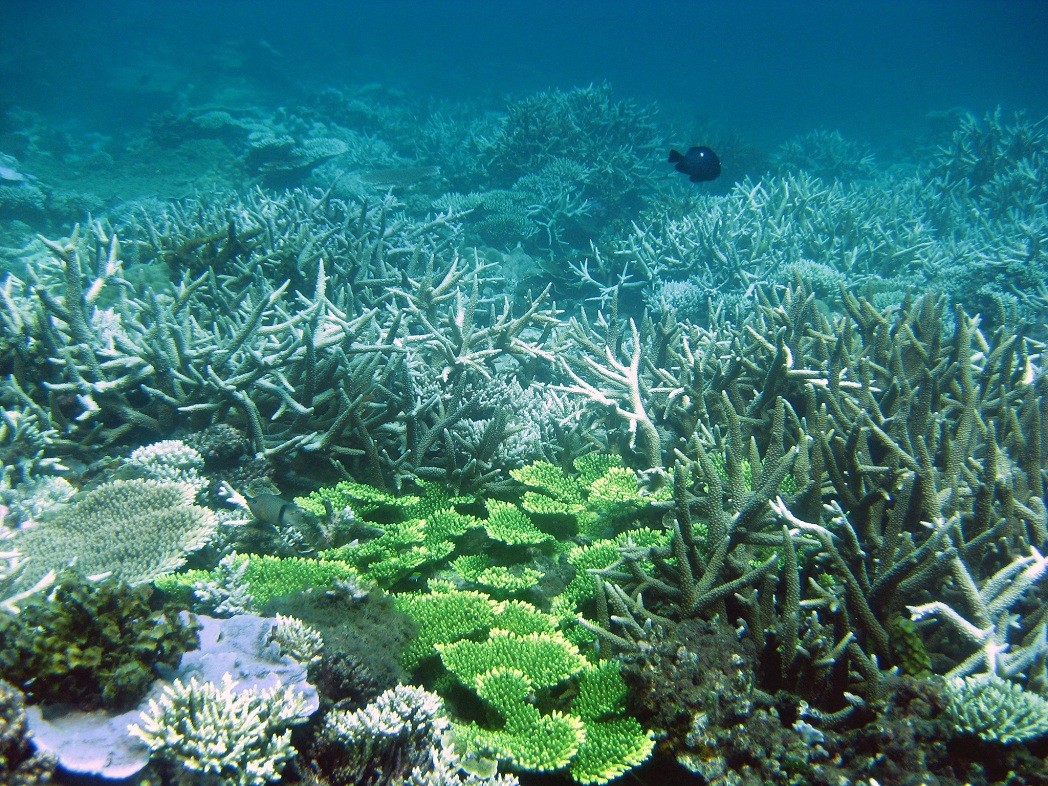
<box><xmin>3</xmin><ymin>477</ymin><xmax>216</xmax><ymax>595</ymax></box>
<box><xmin>129</xmin><ymin>672</ymin><xmax>312</xmax><ymax>786</ymax></box>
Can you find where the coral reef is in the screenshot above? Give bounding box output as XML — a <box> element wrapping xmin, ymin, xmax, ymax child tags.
<box><xmin>550</xmin><ymin>280</ymin><xmax>1048</xmax><ymax>773</ymax></box>
<box><xmin>0</xmin><ymin>571</ymin><xmax>199</xmax><ymax>710</ymax></box>
<box><xmin>130</xmin><ymin>672</ymin><xmax>312</xmax><ymax>786</ymax></box>
<box><xmin>0</xmin><ymin>679</ymin><xmax>55</xmax><ymax>785</ymax></box>
<box><xmin>1</xmin><ymin>77</ymin><xmax>1047</xmax><ymax>785</ymax></box>
<box><xmin>0</xmin><ymin>199</ymin><xmax>559</xmax><ymax>490</ymax></box>
<box><xmin>4</xmin><ymin>477</ymin><xmax>217</xmax><ymax>593</ymax></box>
<box><xmin>925</xmin><ymin>109</ymin><xmax>1048</xmax><ymax>329</ymax></box>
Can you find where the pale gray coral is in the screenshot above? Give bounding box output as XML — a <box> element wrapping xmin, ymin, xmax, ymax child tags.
<box><xmin>6</xmin><ymin>478</ymin><xmax>216</xmax><ymax>591</ymax></box>
<box><xmin>923</xmin><ymin>108</ymin><xmax>1048</xmax><ymax>325</ymax></box>
<box><xmin>126</xmin><ymin>439</ymin><xmax>207</xmax><ymax>496</ymax></box>
<box><xmin>192</xmin><ymin>552</ymin><xmax>254</xmax><ymax>617</ymax></box>
<box><xmin>944</xmin><ymin>674</ymin><xmax>1048</xmax><ymax>744</ymax></box>
<box><xmin>773</xmin><ymin>128</ymin><xmax>878</xmax><ymax>181</ymax></box>
<box><xmin>246</xmin><ymin>132</ymin><xmax>348</xmax><ymax>185</ymax></box>
<box><xmin>551</xmin><ymin>280</ymin><xmax>1048</xmax><ymax>715</ymax></box>
<box><xmin>320</xmin><ymin>683</ymin><xmax>519</xmax><ymax>786</ymax></box>
<box><xmin>907</xmin><ymin>546</ymin><xmax>1048</xmax><ymax>681</ymax></box>
<box><xmin>618</xmin><ymin>171</ymin><xmax>934</xmax><ymax>320</ymax></box>
<box><xmin>0</xmin><ymin>474</ymin><xmax>75</xmax><ymax>527</ymax></box>
<box><xmin>268</xmin><ymin>613</ymin><xmax>324</xmax><ymax>665</ymax></box>
<box><xmin>129</xmin><ymin>672</ymin><xmax>311</xmax><ymax>786</ymax></box>
<box><xmin>645</xmin><ymin>279</ymin><xmax>708</xmax><ymax>324</ymax></box>
<box><xmin>2</xmin><ymin>200</ymin><xmax>556</xmax><ymax>491</ymax></box>
<box><xmin>0</xmin><ymin>375</ymin><xmax>68</xmax><ymax>488</ymax></box>
<box><xmin>0</xmin><ymin>182</ymin><xmax>46</xmax><ymax>221</ymax></box>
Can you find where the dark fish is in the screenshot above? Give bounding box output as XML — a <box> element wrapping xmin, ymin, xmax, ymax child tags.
<box><xmin>246</xmin><ymin>493</ymin><xmax>314</xmax><ymax>531</ymax></box>
<box><xmin>668</xmin><ymin>146</ymin><xmax>721</xmax><ymax>183</ymax></box>
<box><xmin>246</xmin><ymin>492</ymin><xmax>332</xmax><ymax>552</ymax></box>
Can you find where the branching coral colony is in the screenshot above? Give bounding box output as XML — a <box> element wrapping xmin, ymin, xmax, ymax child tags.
<box><xmin>3</xmin><ymin>223</ymin><xmax>1048</xmax><ymax>782</ymax></box>
<box><xmin>556</xmin><ymin>282</ymin><xmax>1047</xmax><ymax>725</ymax></box>
<box><xmin>0</xmin><ymin>105</ymin><xmax>1045</xmax><ymax>784</ymax></box>
<box><xmin>0</xmin><ymin>191</ymin><xmax>562</xmax><ymax>492</ymax></box>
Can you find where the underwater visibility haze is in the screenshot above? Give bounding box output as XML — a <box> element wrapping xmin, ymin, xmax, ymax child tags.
<box><xmin>2</xmin><ymin>2</ymin><xmax>1048</xmax><ymax>784</ymax></box>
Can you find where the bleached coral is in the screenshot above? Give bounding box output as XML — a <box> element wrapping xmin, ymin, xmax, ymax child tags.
<box><xmin>192</xmin><ymin>553</ymin><xmax>254</xmax><ymax>617</ymax></box>
<box><xmin>908</xmin><ymin>546</ymin><xmax>1048</xmax><ymax>681</ymax></box>
<box><xmin>324</xmin><ymin>682</ymin><xmax>445</xmax><ymax>744</ymax></box>
<box><xmin>7</xmin><ymin>478</ymin><xmax>217</xmax><ymax>591</ymax></box>
<box><xmin>321</xmin><ymin>683</ymin><xmax>519</xmax><ymax>786</ymax></box>
<box><xmin>129</xmin><ymin>672</ymin><xmax>311</xmax><ymax>786</ymax></box>
<box><xmin>944</xmin><ymin>674</ymin><xmax>1048</xmax><ymax>744</ymax></box>
<box><xmin>268</xmin><ymin>614</ymin><xmax>324</xmax><ymax>665</ymax></box>
<box><xmin>0</xmin><ymin>376</ymin><xmax>68</xmax><ymax>489</ymax></box>
<box><xmin>0</xmin><ymin>474</ymin><xmax>75</xmax><ymax>526</ymax></box>
<box><xmin>126</xmin><ymin>439</ymin><xmax>207</xmax><ymax>496</ymax></box>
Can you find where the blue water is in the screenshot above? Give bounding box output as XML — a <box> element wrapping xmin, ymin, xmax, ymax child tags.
<box><xmin>3</xmin><ymin>5</ymin><xmax>1048</xmax><ymax>784</ymax></box>
<box><xmin>3</xmin><ymin>0</ymin><xmax>1046</xmax><ymax>150</ymax></box>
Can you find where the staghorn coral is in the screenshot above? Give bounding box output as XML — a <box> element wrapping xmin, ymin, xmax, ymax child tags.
<box><xmin>905</xmin><ymin>546</ymin><xmax>1048</xmax><ymax>681</ymax></box>
<box><xmin>1</xmin><ymin>202</ymin><xmax>560</xmax><ymax>490</ymax></box>
<box><xmin>772</xmin><ymin>128</ymin><xmax>878</xmax><ymax>182</ymax></box>
<box><xmin>0</xmin><ymin>375</ymin><xmax>70</xmax><ymax>490</ymax></box>
<box><xmin>923</xmin><ymin>108</ymin><xmax>1048</xmax><ymax>329</ymax></box>
<box><xmin>612</xmin><ymin>109</ymin><xmax>1047</xmax><ymax>330</ymax></box>
<box><xmin>616</xmin><ymin>171</ymin><xmax>935</xmax><ymax>323</ymax></box>
<box><xmin>551</xmin><ymin>279</ymin><xmax>1048</xmax><ymax>718</ymax></box>
<box><xmin>927</xmin><ymin>107</ymin><xmax>1048</xmax><ymax>222</ymax></box>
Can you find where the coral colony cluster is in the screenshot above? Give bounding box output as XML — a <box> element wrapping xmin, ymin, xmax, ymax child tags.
<box><xmin>0</xmin><ymin>83</ymin><xmax>1047</xmax><ymax>786</ymax></box>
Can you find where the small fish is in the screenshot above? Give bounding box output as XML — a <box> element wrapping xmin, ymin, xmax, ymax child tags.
<box><xmin>246</xmin><ymin>492</ymin><xmax>339</xmax><ymax>552</ymax></box>
<box><xmin>246</xmin><ymin>493</ymin><xmax>314</xmax><ymax>531</ymax></box>
<box><xmin>668</xmin><ymin>146</ymin><xmax>721</xmax><ymax>183</ymax></box>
